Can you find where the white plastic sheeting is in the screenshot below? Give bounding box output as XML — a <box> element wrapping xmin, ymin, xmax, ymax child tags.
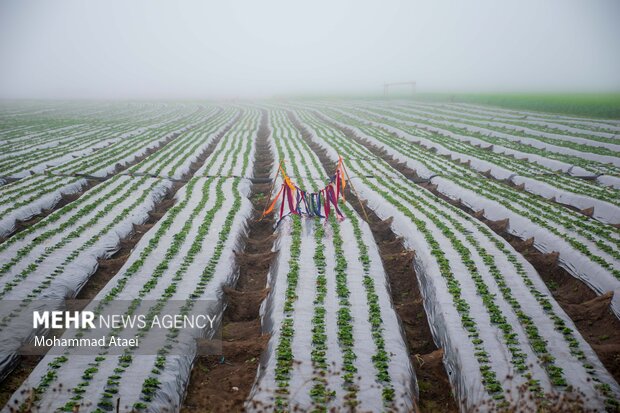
<box><xmin>86</xmin><ymin>126</ymin><xmax>192</xmax><ymax>179</ymax></box>
<box><xmin>598</xmin><ymin>174</ymin><xmax>620</xmax><ymax>189</ymax></box>
<box><xmin>0</xmin><ymin>127</ymin><xmax>122</xmax><ymax>178</ymax></box>
<box><xmin>447</xmin><ymin>120</ymin><xmax>620</xmax><ymax>166</ymax></box>
<box><xmin>0</xmin><ymin>174</ymin><xmax>49</xmax><ymax>199</ymax></box>
<box><xmin>439</xmin><ymin>102</ymin><xmax>620</xmax><ymax>128</ymax></box>
<box><xmin>365</xmin><ymin>187</ymin><xmax>620</xmax><ymax>409</ymax></box>
<box><xmin>329</xmin><ymin>117</ymin><xmax>620</xmax><ymax>314</ymax></box>
<box><xmin>357</xmin><ymin>105</ymin><xmax>620</xmax><ymax>168</ymax></box>
<box><xmin>1</xmin><ymin>138</ymin><xmax>118</xmax><ymax>178</ymax></box>
<box><xmin>471</xmin><ymin>112</ymin><xmax>617</xmax><ymax>140</ymax></box>
<box><xmin>0</xmin><ymin>176</ymin><xmax>88</xmax><ymax>237</ymax></box>
<box><xmin>1</xmin><ymin>179</ymin><xmax>254</xmax><ymax>412</ymax></box>
<box><xmin>0</xmin><ymin>176</ymin><xmax>171</xmax><ymax>381</ymax></box>
<box><xmin>387</xmin><ymin>104</ymin><xmax>620</xmax><ymax>152</ymax></box>
<box><xmin>154</xmin><ymin>113</ymin><xmax>238</xmax><ymax>180</ymax></box>
<box><xmin>2</xmin><ymin>109</ymin><xmax>256</xmax><ymax>412</ymax></box>
<box><xmin>330</xmin><ymin>107</ymin><xmax>620</xmax><ymax>222</ymax></box>
<box><xmin>0</xmin><ymin>116</ymin><xmax>206</xmax><ymax>238</ymax></box>
<box><xmin>248</xmin><ymin>111</ymin><xmax>416</xmax><ymax>412</ymax></box>
<box><xmin>249</xmin><ymin>215</ymin><xmax>416</xmax><ymax>412</ymax></box>
<box><xmin>406</xmin><ymin>102</ymin><xmax>620</xmax><ymax>136</ymax></box>
<box><xmin>298</xmin><ymin>111</ymin><xmax>620</xmax><ymax>411</ymax></box>
<box><xmin>435</xmin><ymin>177</ymin><xmax>620</xmax><ymax>317</ymax></box>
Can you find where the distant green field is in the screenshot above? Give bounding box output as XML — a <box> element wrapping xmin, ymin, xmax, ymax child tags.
<box><xmin>293</xmin><ymin>92</ymin><xmax>620</xmax><ymax>119</ymax></box>
<box><xmin>414</xmin><ymin>93</ymin><xmax>620</xmax><ymax>120</ymax></box>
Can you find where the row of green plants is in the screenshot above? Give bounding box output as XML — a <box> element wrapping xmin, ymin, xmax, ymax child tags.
<box><xmin>337</xmin><ymin>108</ymin><xmax>619</xmax><ymax>243</ymax></box>
<box><xmin>0</xmin><ymin>123</ymin><xmax>87</xmax><ymax>151</ymax></box>
<box><xmin>0</xmin><ymin>122</ymin><xmax>108</xmax><ymax>157</ymax></box>
<box><xmin>342</xmin><ymin>113</ymin><xmax>620</xmax><ymax>275</ymax></box>
<box><xmin>22</xmin><ymin>178</ymin><xmax>207</xmax><ymax>410</ymax></box>
<box><xmin>163</xmin><ymin>109</ymin><xmax>237</xmax><ymax>178</ymax></box>
<box><xmin>283</xmin><ymin>120</ymin><xmax>333</xmax><ymax>410</ymax></box>
<box><xmin>0</xmin><ymin>176</ymin><xmax>125</xmax><ymax>253</ymax></box>
<box><xmin>0</xmin><ymin>118</ymin><xmax>220</xmax><ymax>298</ymax></box>
<box><xmin>348</xmin><ymin>106</ymin><xmax>620</xmax><ymax>204</ymax></box>
<box><xmin>273</xmin><ymin>215</ymin><xmax>302</xmax><ymax>410</ymax></box>
<box><xmin>422</xmin><ymin>102</ymin><xmax>620</xmax><ymax>135</ymax></box>
<box><xmin>279</xmin><ymin>116</ymin><xmax>346</xmax><ymax>410</ymax></box>
<box><xmin>132</xmin><ymin>173</ymin><xmax>249</xmax><ymax>411</ymax></box>
<box><xmin>374</xmin><ymin>106</ymin><xmax>620</xmax><ymax>177</ymax></box>
<box><xmin>0</xmin><ymin>174</ymin><xmax>50</xmax><ymax>200</ymax></box>
<box><xmin>58</xmin><ymin>129</ymin><xmax>168</xmax><ymax>175</ymax></box>
<box><xmin>411</xmin><ymin>121</ymin><xmax>615</xmax><ymax>201</ymax></box>
<box><xmin>345</xmin><ymin>105</ymin><xmax>612</xmax><ymax>199</ymax></box>
<box><xmin>269</xmin><ymin>113</ymin><xmax>309</xmax><ymax>410</ymax></box>
<box><xmin>302</xmin><ymin>113</ymin><xmax>520</xmax><ymax>398</ymax></box>
<box><xmin>0</xmin><ymin>176</ymin><xmax>84</xmax><ymax>216</ymax></box>
<box><xmin>301</xmin><ymin>110</ymin><xmax>620</xmax><ymax>409</ymax></box>
<box><xmin>0</xmin><ymin>178</ymin><xmax>160</xmax><ymax>308</ymax></box>
<box><xmin>290</xmin><ymin>115</ymin><xmax>399</xmax><ymax>407</ymax></box>
<box><xmin>1</xmin><ymin>108</ymin><xmax>226</xmax><ymax>262</ymax></box>
<box><xmin>56</xmin><ymin>111</ymin><xmax>206</xmax><ymax>177</ymax></box>
<box><xmin>17</xmin><ymin>110</ymin><xmax>250</xmax><ymax>410</ymax></box>
<box><xmin>0</xmin><ymin>127</ymin><xmax>120</xmax><ymax>176</ymax></box>
<box><xmin>406</xmin><ymin>104</ymin><xmax>620</xmax><ymax>144</ymax></box>
<box><xmin>397</xmin><ymin>104</ymin><xmax>620</xmax><ymax>155</ymax></box>
<box><xmin>128</xmin><ymin>111</ymin><xmax>256</xmax><ymax>411</ymax></box>
<box><xmin>70</xmin><ymin>110</ymin><xmax>255</xmax><ymax>412</ymax></box>
<box><xmin>0</xmin><ymin>103</ymin><xmax>176</xmax><ymax>152</ymax></box>
<box><xmin>94</xmin><ymin>177</ymin><xmax>222</xmax><ymax>412</ymax></box>
<box><xmin>96</xmin><ymin>112</ymin><xmax>253</xmax><ymax>411</ymax></box>
<box><xmin>128</xmin><ymin>109</ymin><xmax>232</xmax><ymax>178</ymax></box>
<box><xmin>0</xmin><ymin>117</ymin><xmax>184</xmax><ymax>214</ymax></box>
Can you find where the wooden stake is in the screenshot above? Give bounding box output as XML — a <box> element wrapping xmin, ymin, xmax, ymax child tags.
<box><xmin>341</xmin><ymin>158</ymin><xmax>370</xmax><ymax>223</ymax></box>
<box><xmin>258</xmin><ymin>159</ymin><xmax>284</xmax><ymax>221</ymax></box>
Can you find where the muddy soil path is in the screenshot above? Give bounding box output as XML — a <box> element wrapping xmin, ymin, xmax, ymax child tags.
<box><xmin>318</xmin><ymin>112</ymin><xmax>620</xmax><ymax>386</ymax></box>
<box><xmin>0</xmin><ymin>109</ymin><xmax>239</xmax><ymax>408</ymax></box>
<box><xmin>181</xmin><ymin>110</ymin><xmax>276</xmax><ymax>412</ymax></box>
<box><xmin>289</xmin><ymin>111</ymin><xmax>458</xmax><ymax>412</ymax></box>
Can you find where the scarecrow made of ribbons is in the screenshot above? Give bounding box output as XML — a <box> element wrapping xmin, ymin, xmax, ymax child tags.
<box><xmin>262</xmin><ymin>157</ymin><xmax>347</xmax><ymax>225</ymax></box>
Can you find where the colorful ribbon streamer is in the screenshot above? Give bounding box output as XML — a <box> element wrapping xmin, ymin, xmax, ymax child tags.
<box><xmin>261</xmin><ymin>156</ymin><xmax>348</xmax><ymax>225</ymax></box>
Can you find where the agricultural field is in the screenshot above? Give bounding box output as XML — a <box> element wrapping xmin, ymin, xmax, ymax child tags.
<box><xmin>0</xmin><ymin>100</ymin><xmax>619</xmax><ymax>412</ymax></box>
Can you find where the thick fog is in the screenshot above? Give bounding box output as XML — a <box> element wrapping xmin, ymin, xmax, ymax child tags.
<box><xmin>1</xmin><ymin>0</ymin><xmax>619</xmax><ymax>99</ymax></box>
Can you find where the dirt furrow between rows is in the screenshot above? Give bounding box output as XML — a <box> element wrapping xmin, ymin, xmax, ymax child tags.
<box><xmin>181</xmin><ymin>109</ymin><xmax>276</xmax><ymax>412</ymax></box>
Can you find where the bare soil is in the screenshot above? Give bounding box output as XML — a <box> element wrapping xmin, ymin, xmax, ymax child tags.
<box><xmin>0</xmin><ymin>356</ymin><xmax>41</xmax><ymax>409</ymax></box>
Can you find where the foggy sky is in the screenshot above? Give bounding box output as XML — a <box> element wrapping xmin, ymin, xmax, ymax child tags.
<box><xmin>1</xmin><ymin>0</ymin><xmax>619</xmax><ymax>99</ymax></box>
